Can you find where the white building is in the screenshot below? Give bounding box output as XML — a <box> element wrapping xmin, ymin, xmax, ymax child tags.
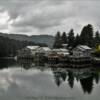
<box><xmin>36</xmin><ymin>47</ymin><xmax>51</xmax><ymax>56</ymax></box>
<box><xmin>52</xmin><ymin>48</ymin><xmax>69</xmax><ymax>56</ymax></box>
<box><xmin>62</xmin><ymin>44</ymin><xmax>68</xmax><ymax>49</ymax></box>
<box><xmin>72</xmin><ymin>45</ymin><xmax>92</xmax><ymax>58</ymax></box>
<box><xmin>27</xmin><ymin>46</ymin><xmax>40</xmax><ymax>55</ymax></box>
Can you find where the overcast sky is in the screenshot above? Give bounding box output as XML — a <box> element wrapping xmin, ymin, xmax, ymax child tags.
<box><xmin>0</xmin><ymin>0</ymin><xmax>100</xmax><ymax>35</ymax></box>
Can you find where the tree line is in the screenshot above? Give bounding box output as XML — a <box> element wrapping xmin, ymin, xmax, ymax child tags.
<box><xmin>0</xmin><ymin>36</ymin><xmax>47</xmax><ymax>57</ymax></box>
<box><xmin>53</xmin><ymin>24</ymin><xmax>100</xmax><ymax>49</ymax></box>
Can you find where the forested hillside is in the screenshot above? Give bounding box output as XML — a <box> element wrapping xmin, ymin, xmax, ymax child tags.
<box><xmin>0</xmin><ymin>34</ymin><xmax>54</xmax><ymax>48</ymax></box>
<box><xmin>0</xmin><ymin>36</ymin><xmax>47</xmax><ymax>57</ymax></box>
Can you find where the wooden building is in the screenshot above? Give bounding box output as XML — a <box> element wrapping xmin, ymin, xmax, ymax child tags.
<box><xmin>72</xmin><ymin>45</ymin><xmax>92</xmax><ymax>58</ymax></box>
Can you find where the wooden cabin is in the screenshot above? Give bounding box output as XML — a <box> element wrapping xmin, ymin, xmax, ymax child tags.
<box><xmin>72</xmin><ymin>45</ymin><xmax>92</xmax><ymax>58</ymax></box>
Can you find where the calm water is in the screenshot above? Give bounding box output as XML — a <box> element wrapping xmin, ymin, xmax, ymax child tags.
<box><xmin>0</xmin><ymin>59</ymin><xmax>100</xmax><ymax>100</ymax></box>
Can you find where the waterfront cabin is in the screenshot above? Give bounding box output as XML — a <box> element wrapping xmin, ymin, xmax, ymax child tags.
<box><xmin>27</xmin><ymin>46</ymin><xmax>40</xmax><ymax>56</ymax></box>
<box><xmin>34</xmin><ymin>47</ymin><xmax>51</xmax><ymax>65</ymax></box>
<box><xmin>66</xmin><ymin>45</ymin><xmax>92</xmax><ymax>67</ymax></box>
<box><xmin>47</xmin><ymin>48</ymin><xmax>69</xmax><ymax>66</ymax></box>
<box><xmin>62</xmin><ymin>44</ymin><xmax>68</xmax><ymax>49</ymax></box>
<box><xmin>17</xmin><ymin>45</ymin><xmax>40</xmax><ymax>59</ymax></box>
<box><xmin>72</xmin><ymin>45</ymin><xmax>92</xmax><ymax>58</ymax></box>
<box><xmin>37</xmin><ymin>47</ymin><xmax>51</xmax><ymax>56</ymax></box>
<box><xmin>48</xmin><ymin>53</ymin><xmax>61</xmax><ymax>65</ymax></box>
<box><xmin>52</xmin><ymin>48</ymin><xmax>69</xmax><ymax>57</ymax></box>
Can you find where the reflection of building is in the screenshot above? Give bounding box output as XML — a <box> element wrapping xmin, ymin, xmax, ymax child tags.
<box><xmin>35</xmin><ymin>52</ymin><xmax>46</xmax><ymax>66</ymax></box>
<box><xmin>17</xmin><ymin>59</ymin><xmax>33</xmax><ymax>69</ymax></box>
<box><xmin>68</xmin><ymin>68</ymin><xmax>93</xmax><ymax>80</ymax></box>
<box><xmin>17</xmin><ymin>47</ymin><xmax>33</xmax><ymax>59</ymax></box>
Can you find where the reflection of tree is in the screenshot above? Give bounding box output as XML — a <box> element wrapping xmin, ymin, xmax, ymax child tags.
<box><xmin>23</xmin><ymin>62</ymin><xmax>32</xmax><ymax>69</ymax></box>
<box><xmin>80</xmin><ymin>76</ymin><xmax>94</xmax><ymax>94</ymax></box>
<box><xmin>61</xmin><ymin>72</ymin><xmax>67</xmax><ymax>81</ymax></box>
<box><xmin>54</xmin><ymin>73</ymin><xmax>62</xmax><ymax>87</ymax></box>
<box><xmin>67</xmin><ymin>71</ymin><xmax>74</xmax><ymax>89</ymax></box>
<box><xmin>18</xmin><ymin>59</ymin><xmax>33</xmax><ymax>70</ymax></box>
<box><xmin>93</xmin><ymin>73</ymin><xmax>100</xmax><ymax>84</ymax></box>
<box><xmin>52</xmin><ymin>68</ymin><xmax>67</xmax><ymax>87</ymax></box>
<box><xmin>0</xmin><ymin>59</ymin><xmax>17</xmax><ymax>69</ymax></box>
<box><xmin>52</xmin><ymin>68</ymin><xmax>100</xmax><ymax>94</ymax></box>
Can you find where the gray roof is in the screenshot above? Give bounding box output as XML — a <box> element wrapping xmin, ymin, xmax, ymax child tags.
<box><xmin>75</xmin><ymin>45</ymin><xmax>92</xmax><ymax>51</ymax></box>
<box><xmin>27</xmin><ymin>46</ymin><xmax>40</xmax><ymax>50</ymax></box>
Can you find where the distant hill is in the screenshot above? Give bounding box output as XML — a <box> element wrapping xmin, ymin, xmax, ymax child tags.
<box><xmin>0</xmin><ymin>33</ymin><xmax>54</xmax><ymax>48</ymax></box>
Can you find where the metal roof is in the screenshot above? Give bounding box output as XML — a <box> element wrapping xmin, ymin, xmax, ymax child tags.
<box><xmin>27</xmin><ymin>46</ymin><xmax>40</xmax><ymax>50</ymax></box>
<box><xmin>75</xmin><ymin>45</ymin><xmax>92</xmax><ymax>51</ymax></box>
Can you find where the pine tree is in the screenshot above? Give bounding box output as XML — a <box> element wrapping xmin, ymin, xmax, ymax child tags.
<box><xmin>80</xmin><ymin>24</ymin><xmax>94</xmax><ymax>47</ymax></box>
<box><xmin>53</xmin><ymin>31</ymin><xmax>62</xmax><ymax>48</ymax></box>
<box><xmin>74</xmin><ymin>34</ymin><xmax>80</xmax><ymax>47</ymax></box>
<box><xmin>61</xmin><ymin>32</ymin><xmax>67</xmax><ymax>44</ymax></box>
<box><xmin>68</xmin><ymin>29</ymin><xmax>75</xmax><ymax>48</ymax></box>
<box><xmin>94</xmin><ymin>31</ymin><xmax>100</xmax><ymax>47</ymax></box>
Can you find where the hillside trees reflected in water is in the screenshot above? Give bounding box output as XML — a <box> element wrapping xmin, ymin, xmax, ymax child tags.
<box><xmin>0</xmin><ymin>59</ymin><xmax>100</xmax><ymax>95</ymax></box>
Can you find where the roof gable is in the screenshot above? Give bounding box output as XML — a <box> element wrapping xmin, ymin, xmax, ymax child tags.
<box><xmin>73</xmin><ymin>45</ymin><xmax>92</xmax><ymax>51</ymax></box>
<box><xmin>27</xmin><ymin>46</ymin><xmax>40</xmax><ymax>50</ymax></box>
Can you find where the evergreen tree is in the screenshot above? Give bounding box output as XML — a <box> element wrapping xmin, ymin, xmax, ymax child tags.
<box><xmin>94</xmin><ymin>31</ymin><xmax>100</xmax><ymax>47</ymax></box>
<box><xmin>80</xmin><ymin>24</ymin><xmax>94</xmax><ymax>47</ymax></box>
<box><xmin>68</xmin><ymin>29</ymin><xmax>75</xmax><ymax>48</ymax></box>
<box><xmin>74</xmin><ymin>34</ymin><xmax>80</xmax><ymax>47</ymax></box>
<box><xmin>61</xmin><ymin>32</ymin><xmax>67</xmax><ymax>44</ymax></box>
<box><xmin>53</xmin><ymin>31</ymin><xmax>62</xmax><ymax>48</ymax></box>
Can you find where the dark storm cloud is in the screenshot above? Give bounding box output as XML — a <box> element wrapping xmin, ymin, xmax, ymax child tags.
<box><xmin>0</xmin><ymin>0</ymin><xmax>99</xmax><ymax>35</ymax></box>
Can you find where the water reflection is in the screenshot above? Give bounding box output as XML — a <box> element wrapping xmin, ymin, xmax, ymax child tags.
<box><xmin>0</xmin><ymin>59</ymin><xmax>100</xmax><ymax>100</ymax></box>
<box><xmin>0</xmin><ymin>59</ymin><xmax>17</xmax><ymax>69</ymax></box>
<box><xmin>52</xmin><ymin>67</ymin><xmax>100</xmax><ymax>94</ymax></box>
<box><xmin>18</xmin><ymin>59</ymin><xmax>100</xmax><ymax>94</ymax></box>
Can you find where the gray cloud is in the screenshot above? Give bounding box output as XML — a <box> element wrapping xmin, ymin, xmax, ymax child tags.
<box><xmin>0</xmin><ymin>0</ymin><xmax>99</xmax><ymax>35</ymax></box>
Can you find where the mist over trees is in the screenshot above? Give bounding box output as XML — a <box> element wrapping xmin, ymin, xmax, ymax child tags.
<box><xmin>53</xmin><ymin>24</ymin><xmax>100</xmax><ymax>49</ymax></box>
